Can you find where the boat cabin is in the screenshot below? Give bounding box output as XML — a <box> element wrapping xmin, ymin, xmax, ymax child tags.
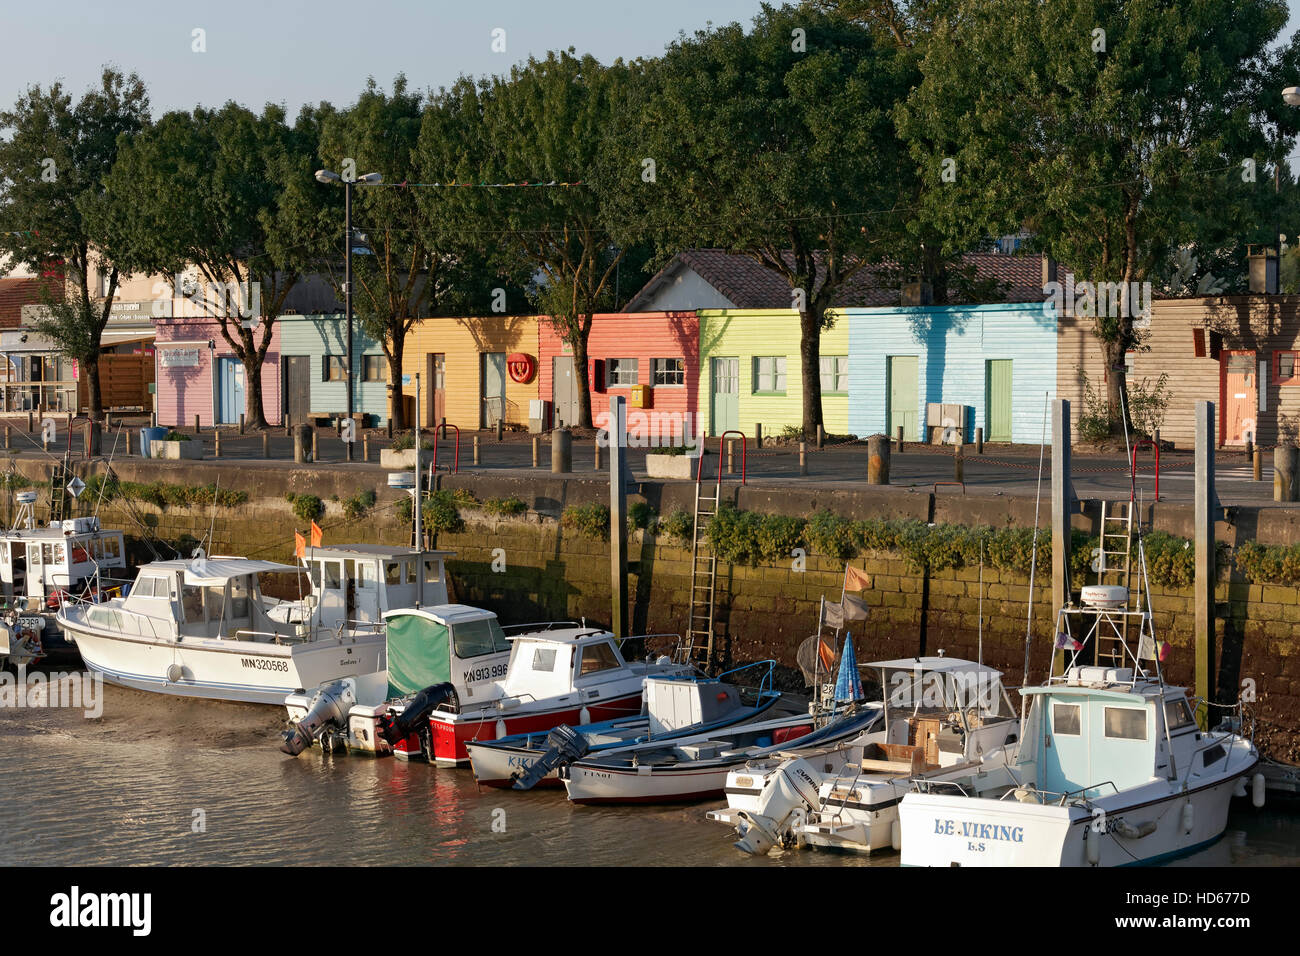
<box><xmin>0</xmin><ymin>516</ymin><xmax>126</xmax><ymax>610</ymax></box>
<box><xmin>383</xmin><ymin>605</ymin><xmax>513</xmax><ymax>704</ymax></box>
<box><xmin>299</xmin><ymin>546</ymin><xmax>451</xmax><ymax>633</ymax></box>
<box><xmin>500</xmin><ymin>629</ymin><xmax>634</xmax><ymax>704</ymax></box>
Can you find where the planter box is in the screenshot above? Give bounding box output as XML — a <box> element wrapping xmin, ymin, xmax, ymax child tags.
<box><xmin>150</xmin><ymin>439</ymin><xmax>204</xmax><ymax>460</ymax></box>
<box><xmin>380</xmin><ymin>448</ymin><xmax>419</xmax><ymax>469</ymax></box>
<box><xmin>645</xmin><ymin>453</ymin><xmax>698</xmax><ymax>479</ymax></box>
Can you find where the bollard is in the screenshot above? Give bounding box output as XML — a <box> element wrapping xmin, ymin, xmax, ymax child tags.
<box><xmin>285</xmin><ymin>414</ymin><xmax>292</xmax><ymax>438</ymax></box>
<box><xmin>799</xmin><ymin>441</ymin><xmax>807</xmax><ymax>476</ymax></box>
<box><xmin>3</xmin><ymin>426</ymin><xmax>8</xmax><ymax>450</ymax></box>
<box><xmin>214</xmin><ymin>430</ymin><xmax>222</xmax><ymax>458</ymax></box>
<box><xmin>239</xmin><ymin>413</ymin><xmax>245</xmax><ymax>435</ymax></box>
<box><xmin>975</xmin><ymin>427</ymin><xmax>984</xmax><ymax>454</ymax></box>
<box><xmin>27</xmin><ymin>411</ymin><xmax>33</xmax><ymax>432</ymax></box>
<box><xmin>195</xmin><ymin>414</ymin><xmax>200</xmax><ymax>433</ymax></box>
<box><xmin>755</xmin><ymin>423</ymin><xmax>763</xmax><ymax>449</ymax></box>
<box><xmin>532</xmin><ymin>436</ymin><xmax>540</xmax><ymax>467</ymax></box>
<box><xmin>311</xmin><ymin>430</ymin><xmax>318</xmax><ymax>462</ymax></box>
<box><xmin>293</xmin><ymin>425</ymin><xmax>310</xmax><ymax>464</ymax></box>
<box><xmin>125</xmin><ymin>430</ymin><xmax>133</xmax><ymax>457</ymax></box>
<box><xmin>1245</xmin><ymin>438</ymin><xmax>1254</xmax><ymax>465</ymax></box>
<box><xmin>727</xmin><ymin>439</ymin><xmax>735</xmax><ymax>475</ymax></box>
<box><xmin>896</xmin><ymin>426</ymin><xmax>904</xmax><ymax>454</ymax></box>
<box><xmin>440</xmin><ymin>417</ymin><xmax>447</xmax><ymax>439</ymax></box>
<box><xmin>1254</xmin><ymin>448</ymin><xmax>1262</xmax><ymax>482</ymax></box>
<box><xmin>473</xmin><ymin>435</ymin><xmax>480</xmax><ymax>466</ymax></box>
<box><xmin>363</xmin><ymin>434</ymin><xmax>370</xmax><ymax>463</ymax></box>
<box><xmin>868</xmin><ymin>434</ymin><xmax>891</xmax><ymax>485</ymax></box>
<box><xmin>345</xmin><ymin>439</ymin><xmax>353</xmax><ymax>463</ymax></box>
<box><xmin>497</xmin><ymin>419</ymin><xmax>505</xmax><ymax>442</ymax></box>
<box><xmin>386</xmin><ymin>417</ymin><xmax>393</xmax><ymax>439</ymax></box>
<box><xmin>594</xmin><ymin>440</ymin><xmax>601</xmax><ymax>470</ymax></box>
<box><xmin>552</xmin><ymin>428</ymin><xmax>572</xmax><ymax>474</ymax></box>
<box><xmin>816</xmin><ymin>424</ymin><xmax>824</xmax><ymax>450</ymax></box>
<box><xmin>1275</xmin><ymin>445</ymin><xmax>1298</xmax><ymax>502</ymax></box>
<box><xmin>263</xmin><ymin>432</ymin><xmax>270</xmax><ymax>459</ymax></box>
<box><xmin>954</xmin><ymin>440</ymin><xmax>964</xmax><ymax>482</ymax></box>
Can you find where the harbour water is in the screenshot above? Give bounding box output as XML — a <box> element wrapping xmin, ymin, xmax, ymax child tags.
<box><xmin>1</xmin><ymin>677</ymin><xmax>1297</xmax><ymax>867</ymax></box>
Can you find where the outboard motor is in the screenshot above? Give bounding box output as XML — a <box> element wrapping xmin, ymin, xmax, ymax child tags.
<box><xmin>512</xmin><ymin>724</ymin><xmax>590</xmax><ymax>791</ymax></box>
<box><xmin>280</xmin><ymin>679</ymin><xmax>357</xmax><ymax>757</ymax></box>
<box><xmin>733</xmin><ymin>755</ymin><xmax>824</xmax><ymax>855</ymax></box>
<box><xmin>381</xmin><ymin>683</ymin><xmax>457</xmax><ymax>746</ymax></box>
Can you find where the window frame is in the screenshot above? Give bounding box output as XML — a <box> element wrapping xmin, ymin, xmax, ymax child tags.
<box><xmin>361</xmin><ymin>354</ymin><xmax>384</xmax><ymax>382</ymax></box>
<box><xmin>323</xmin><ymin>355</ymin><xmax>346</xmax><ymax>382</ymax></box>
<box><xmin>1275</xmin><ymin>350</ymin><xmax>1299</xmax><ymax>386</ymax></box>
<box><xmin>605</xmin><ymin>358</ymin><xmax>639</xmax><ymax>388</ymax></box>
<box><xmin>752</xmin><ymin>355</ymin><xmax>787</xmax><ymax>395</ymax></box>
<box><xmin>819</xmin><ymin>355</ymin><xmax>849</xmax><ymax>395</ymax></box>
<box><xmin>652</xmin><ymin>357</ymin><xmax>685</xmax><ymax>387</ymax></box>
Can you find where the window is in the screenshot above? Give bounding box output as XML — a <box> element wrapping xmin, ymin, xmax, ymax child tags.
<box><xmin>322</xmin><ymin>562</ymin><xmax>342</xmax><ymax>590</ymax></box>
<box><xmin>653</xmin><ymin>358</ymin><xmax>685</xmax><ymax>386</ymax></box>
<box><xmin>181</xmin><ymin>586</ymin><xmax>203</xmax><ymax>623</ymax></box>
<box><xmin>1052</xmin><ymin>703</ymin><xmax>1081</xmax><ymax>736</ymax></box>
<box><xmin>357</xmin><ymin>562</ymin><xmax>377</xmax><ymax>590</ymax></box>
<box><xmin>532</xmin><ymin>647</ymin><xmax>556</xmax><ymax>672</ymax></box>
<box><xmin>1164</xmin><ymin>697</ymin><xmax>1194</xmax><ymax>730</ymax></box>
<box><xmin>204</xmin><ymin>585</ymin><xmax>227</xmax><ymax>624</ymax></box>
<box><xmin>820</xmin><ymin>355</ymin><xmax>849</xmax><ymax>394</ymax></box>
<box><xmin>323</xmin><ymin>356</ymin><xmax>346</xmax><ymax>382</ymax></box>
<box><xmin>423</xmin><ymin>559</ymin><xmax>441</xmax><ymax>584</ymax></box>
<box><xmin>452</xmin><ymin>617</ymin><xmax>510</xmax><ymax>659</ymax></box>
<box><xmin>606</xmin><ymin>358</ymin><xmax>638</xmax><ymax>387</ymax></box>
<box><xmin>1104</xmin><ymin>706</ymin><xmax>1147</xmax><ymax>741</ymax></box>
<box><xmin>384</xmin><ymin>562</ymin><xmax>403</xmax><ymax>586</ymax></box>
<box><xmin>753</xmin><ymin>356</ymin><xmax>787</xmax><ymax>393</ymax></box>
<box><xmin>229</xmin><ymin>577</ymin><xmax>250</xmax><ymax>619</ymax></box>
<box><xmin>579</xmin><ymin>641</ymin><xmax>621</xmax><ymax>676</ymax></box>
<box><xmin>362</xmin><ymin>355</ymin><xmax>384</xmax><ymax>382</ymax></box>
<box><xmin>1275</xmin><ymin>351</ymin><xmax>1298</xmax><ymax>385</ymax></box>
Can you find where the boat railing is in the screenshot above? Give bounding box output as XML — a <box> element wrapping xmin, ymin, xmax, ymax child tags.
<box><xmin>993</xmin><ymin>780</ymin><xmax>1120</xmax><ymax>805</ymax></box>
<box><xmin>713</xmin><ymin>659</ymin><xmax>777</xmax><ymax>696</ymax></box>
<box><xmin>233</xmin><ymin>629</ymin><xmax>308</xmax><ymax>646</ymax></box>
<box><xmin>501</xmin><ymin>620</ymin><xmax>583</xmax><ymax>636</ymax></box>
<box><xmin>912</xmin><ymin>778</ymin><xmax>971</xmax><ymax>797</ymax></box>
<box><xmin>1179</xmin><ymin>707</ymin><xmax>1253</xmax><ymax>785</ymax></box>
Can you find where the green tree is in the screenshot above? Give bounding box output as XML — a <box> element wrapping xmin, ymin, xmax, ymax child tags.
<box><xmin>900</xmin><ymin>0</ymin><xmax>1299</xmax><ymax>431</ymax></box>
<box><xmin>0</xmin><ymin>68</ymin><xmax>150</xmax><ymax>420</ymax></box>
<box><xmin>423</xmin><ymin>53</ymin><xmax>648</xmax><ymax>429</ymax></box>
<box><xmin>99</xmin><ymin>102</ymin><xmax>318</xmax><ymax>427</ymax></box>
<box><xmin>602</xmin><ymin>6</ymin><xmax>915</xmax><ymax>436</ymax></box>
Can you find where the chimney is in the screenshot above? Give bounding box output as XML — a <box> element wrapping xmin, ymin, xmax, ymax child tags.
<box><xmin>1247</xmin><ymin>245</ymin><xmax>1278</xmax><ymax>294</ymax></box>
<box><xmin>1041</xmin><ymin>255</ymin><xmax>1058</xmax><ymax>286</ymax></box>
<box><xmin>901</xmin><ymin>281</ymin><xmax>933</xmax><ymax>307</ymax></box>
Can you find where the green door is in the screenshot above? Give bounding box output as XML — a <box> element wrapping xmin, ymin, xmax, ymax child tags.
<box><xmin>711</xmin><ymin>357</ymin><xmax>739</xmax><ymax>436</ymax></box>
<box><xmin>887</xmin><ymin>356</ymin><xmax>919</xmax><ymax>441</ymax></box>
<box><xmin>986</xmin><ymin>359</ymin><xmax>1013</xmax><ymax>443</ymax></box>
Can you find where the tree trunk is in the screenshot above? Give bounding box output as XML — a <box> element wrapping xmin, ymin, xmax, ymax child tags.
<box><xmin>799</xmin><ymin>306</ymin><xmax>824</xmax><ymax>438</ymax></box>
<box><xmin>242</xmin><ymin>353</ymin><xmax>269</xmax><ymax>428</ymax></box>
<box><xmin>573</xmin><ymin>333</ymin><xmax>593</xmax><ymax>429</ymax></box>
<box><xmin>83</xmin><ymin>354</ymin><xmax>103</xmax><ymax>422</ymax></box>
<box><xmin>388</xmin><ymin>349</ymin><xmax>407</xmax><ymax>430</ymax></box>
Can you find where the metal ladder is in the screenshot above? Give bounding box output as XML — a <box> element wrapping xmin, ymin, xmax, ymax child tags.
<box><xmin>48</xmin><ymin>454</ymin><xmax>71</xmax><ymax>523</ymax></box>
<box><xmin>682</xmin><ymin>463</ymin><xmax>723</xmax><ymax>673</ymax></box>
<box><xmin>1094</xmin><ymin>499</ymin><xmax>1134</xmax><ymax>666</ymax></box>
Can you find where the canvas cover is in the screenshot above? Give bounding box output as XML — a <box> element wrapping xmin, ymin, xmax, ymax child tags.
<box><xmin>386</xmin><ymin>613</ymin><xmax>451</xmax><ymax>697</ymax></box>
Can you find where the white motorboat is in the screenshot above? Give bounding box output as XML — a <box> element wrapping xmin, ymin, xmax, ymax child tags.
<box><xmin>60</xmin><ymin>544</ymin><xmax>452</xmax><ymax>704</ymax></box>
<box><xmin>282</xmin><ymin>614</ymin><xmax>693</xmax><ymax>765</ymax></box>
<box><xmin>709</xmin><ymin>655</ymin><xmax>1021</xmax><ymax>855</ymax></box>
<box><xmin>0</xmin><ymin>492</ymin><xmax>129</xmax><ymax>667</ymax></box>
<box><xmin>897</xmin><ymin>576</ymin><xmax>1265</xmax><ymax>867</ymax></box>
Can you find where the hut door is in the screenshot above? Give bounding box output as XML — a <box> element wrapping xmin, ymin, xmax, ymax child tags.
<box><xmin>427</xmin><ymin>353</ymin><xmax>446</xmax><ymax>427</ymax></box>
<box><xmin>887</xmin><ymin>356</ymin><xmax>919</xmax><ymax>442</ymax></box>
<box><xmin>985</xmin><ymin>359</ymin><xmax>1013</xmax><ymax>443</ymax></box>
<box><xmin>710</xmin><ymin>357</ymin><xmax>739</xmax><ymax>436</ymax></box>
<box><xmin>552</xmin><ymin>356</ymin><xmax>580</xmax><ymax>428</ymax></box>
<box><xmin>481</xmin><ymin>352</ymin><xmax>506</xmax><ymax>428</ymax></box>
<box><xmin>1221</xmin><ymin>351</ymin><xmax>1257</xmax><ymax>445</ymax></box>
<box><xmin>217</xmin><ymin>357</ymin><xmax>245</xmax><ymax>424</ymax></box>
<box><xmin>282</xmin><ymin>356</ymin><xmax>310</xmax><ymax>425</ymax></box>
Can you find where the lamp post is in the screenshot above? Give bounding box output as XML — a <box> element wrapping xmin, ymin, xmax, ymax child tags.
<box><xmin>315</xmin><ymin>168</ymin><xmax>382</xmax><ymax>421</ymax></box>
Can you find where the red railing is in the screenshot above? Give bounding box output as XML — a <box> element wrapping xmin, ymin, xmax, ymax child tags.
<box><xmin>697</xmin><ymin>430</ymin><xmax>747</xmax><ymax>485</ymax></box>
<box><xmin>434</xmin><ymin>423</ymin><xmax>460</xmax><ymax>474</ymax></box>
<box><xmin>1130</xmin><ymin>439</ymin><xmax>1160</xmax><ymax>501</ymax></box>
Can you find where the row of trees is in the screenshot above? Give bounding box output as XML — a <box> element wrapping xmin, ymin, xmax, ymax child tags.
<box><xmin>2</xmin><ymin>0</ymin><xmax>1299</xmax><ymax>431</ymax></box>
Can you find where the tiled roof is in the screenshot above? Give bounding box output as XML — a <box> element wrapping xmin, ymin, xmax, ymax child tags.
<box><xmin>631</xmin><ymin>248</ymin><xmax>1053</xmax><ymax>310</ymax></box>
<box><xmin>0</xmin><ymin>277</ymin><xmax>60</xmax><ymax>329</ymax></box>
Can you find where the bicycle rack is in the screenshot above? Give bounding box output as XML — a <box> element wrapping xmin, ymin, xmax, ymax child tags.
<box><xmin>433</xmin><ymin>423</ymin><xmax>460</xmax><ymax>474</ymax></box>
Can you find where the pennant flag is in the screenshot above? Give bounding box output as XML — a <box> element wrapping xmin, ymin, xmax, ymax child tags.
<box><xmin>294</xmin><ymin>532</ymin><xmax>306</xmax><ymax>558</ymax></box>
<box><xmin>834</xmin><ymin>634</ymin><xmax>864</xmax><ymax>703</ymax></box>
<box><xmin>817</xmin><ymin>637</ymin><xmax>836</xmax><ymax>672</ymax></box>
<box><xmin>1055</xmin><ymin>631</ymin><xmax>1084</xmax><ymax>651</ymax></box>
<box><xmin>826</xmin><ymin>593</ymin><xmax>870</xmax><ymax>629</ymax></box>
<box><xmin>310</xmin><ymin>520</ymin><xmax>323</xmax><ymax>548</ymax></box>
<box><xmin>844</xmin><ymin>565</ymin><xmax>872</xmax><ymax>591</ymax></box>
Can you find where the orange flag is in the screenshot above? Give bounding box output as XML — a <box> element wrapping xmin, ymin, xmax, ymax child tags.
<box><xmin>844</xmin><ymin>565</ymin><xmax>872</xmax><ymax>592</ymax></box>
<box><xmin>310</xmin><ymin>520</ymin><xmax>323</xmax><ymax>548</ymax></box>
<box><xmin>294</xmin><ymin>532</ymin><xmax>306</xmax><ymax>558</ymax></box>
<box><xmin>817</xmin><ymin>638</ymin><xmax>836</xmax><ymax>672</ymax></box>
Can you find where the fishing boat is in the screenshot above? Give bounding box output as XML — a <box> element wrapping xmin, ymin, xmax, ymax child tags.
<box><xmin>465</xmin><ymin>662</ymin><xmax>792</xmax><ymax>789</ymax></box>
<box><xmin>60</xmin><ymin>544</ymin><xmax>451</xmax><ymax>704</ymax></box>
<box><xmin>282</xmin><ymin>612</ymin><xmax>692</xmax><ymax>765</ymax></box>
<box><xmin>708</xmin><ymin>653</ymin><xmax>1020</xmax><ymax>855</ymax></box>
<box><xmin>560</xmin><ymin>703</ymin><xmax>883</xmax><ymax>805</ymax></box>
<box><xmin>0</xmin><ymin>492</ymin><xmax>129</xmax><ymax>668</ymax></box>
<box><xmin>897</xmin><ymin>574</ymin><xmax>1265</xmax><ymax>866</ymax></box>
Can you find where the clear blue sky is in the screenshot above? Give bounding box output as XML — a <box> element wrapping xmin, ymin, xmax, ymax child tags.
<box><xmin>1</xmin><ymin>0</ymin><xmax>767</xmax><ymax>115</ymax></box>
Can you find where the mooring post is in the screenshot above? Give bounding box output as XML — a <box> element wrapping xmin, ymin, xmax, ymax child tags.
<box><xmin>311</xmin><ymin>429</ymin><xmax>318</xmax><ymax>463</ymax></box>
<box><xmin>1195</xmin><ymin>400</ymin><xmax>1217</xmax><ymax>727</ymax></box>
<box><xmin>816</xmin><ymin>424</ymin><xmax>824</xmax><ymax>450</ymax></box>
<box><xmin>214</xmin><ymin>430</ymin><xmax>222</xmax><ymax>458</ymax></box>
<box><xmin>263</xmin><ymin>432</ymin><xmax>270</xmax><ymax>459</ymax></box>
<box><xmin>593</xmin><ymin>440</ymin><xmax>601</xmax><ymax>471</ymax></box>
<box><xmin>552</xmin><ymin>428</ymin><xmax>572</xmax><ymax>474</ymax></box>
<box><xmin>362</xmin><ymin>433</ymin><xmax>370</xmax><ymax>463</ymax></box>
<box><xmin>472</xmin><ymin>435</ymin><xmax>480</xmax><ymax>467</ymax></box>
<box><xmin>239</xmin><ymin>413</ymin><xmax>245</xmax><ymax>435</ymax></box>
<box><xmin>496</xmin><ymin>419</ymin><xmax>504</xmax><ymax>442</ymax></box>
<box><xmin>895</xmin><ymin>426</ymin><xmax>904</xmax><ymax>454</ymax></box>
<box><xmin>125</xmin><ymin>430</ymin><xmax>133</xmax><ymax>457</ymax></box>
<box><xmin>1254</xmin><ymin>448</ymin><xmax>1263</xmax><ymax>482</ymax></box>
<box><xmin>867</xmin><ymin>434</ymin><xmax>890</xmax><ymax>485</ymax></box>
<box><xmin>3</xmin><ymin>426</ymin><xmax>9</xmax><ymax>451</ymax></box>
<box><xmin>799</xmin><ymin>441</ymin><xmax>808</xmax><ymax>476</ymax></box>
<box><xmin>26</xmin><ymin>411</ymin><xmax>33</xmax><ymax>432</ymax></box>
<box><xmin>953</xmin><ymin>439</ymin><xmax>964</xmax><ymax>481</ymax></box>
<box><xmin>976</xmin><ymin>427</ymin><xmax>984</xmax><ymax>454</ymax></box>
<box><xmin>1051</xmin><ymin>400</ymin><xmax>1073</xmax><ymax>619</ymax></box>
<box><xmin>195</xmin><ymin>414</ymin><xmax>200</xmax><ymax>434</ymax></box>
<box><xmin>609</xmin><ymin>396</ymin><xmax>629</xmax><ymax>639</ymax></box>
<box><xmin>754</xmin><ymin>423</ymin><xmax>763</xmax><ymax>449</ymax></box>
<box><xmin>532</xmin><ymin>436</ymin><xmax>539</xmax><ymax>467</ymax></box>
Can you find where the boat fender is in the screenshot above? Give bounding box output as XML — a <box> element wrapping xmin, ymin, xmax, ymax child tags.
<box><xmin>1085</xmin><ymin>826</ymin><xmax>1101</xmax><ymax>865</ymax></box>
<box><xmin>1014</xmin><ymin>785</ymin><xmax>1041</xmax><ymax>804</ymax></box>
<box><xmin>1181</xmin><ymin>801</ymin><xmax>1194</xmax><ymax>834</ymax></box>
<box><xmin>1233</xmin><ymin>777</ymin><xmax>1248</xmax><ymax>799</ymax></box>
<box><xmin>579</xmin><ymin>706</ymin><xmax>590</xmax><ymax>725</ymax></box>
<box><xmin>166</xmin><ymin>663</ymin><xmax>183</xmax><ymax>683</ymax></box>
<box><xmin>1252</xmin><ymin>773</ymin><xmax>1266</xmax><ymax>808</ymax></box>
<box><xmin>1114</xmin><ymin>819</ymin><xmax>1158</xmax><ymax>840</ymax></box>
<box><xmin>891</xmin><ymin>818</ymin><xmax>902</xmax><ymax>852</ymax></box>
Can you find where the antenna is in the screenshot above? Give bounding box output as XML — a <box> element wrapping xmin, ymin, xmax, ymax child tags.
<box><xmin>1021</xmin><ymin>392</ymin><xmax>1050</xmax><ymax>686</ymax></box>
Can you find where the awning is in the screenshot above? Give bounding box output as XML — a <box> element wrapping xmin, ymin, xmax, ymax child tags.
<box><xmin>184</xmin><ymin>558</ymin><xmax>300</xmax><ymax>585</ymax></box>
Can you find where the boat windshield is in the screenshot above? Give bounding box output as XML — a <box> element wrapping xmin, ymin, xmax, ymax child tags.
<box><xmin>453</xmin><ymin>617</ymin><xmax>510</xmax><ymax>659</ymax></box>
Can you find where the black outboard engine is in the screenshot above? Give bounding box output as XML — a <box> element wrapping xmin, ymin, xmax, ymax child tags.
<box><xmin>381</xmin><ymin>682</ymin><xmax>457</xmax><ymax>746</ymax></box>
<box><xmin>512</xmin><ymin>724</ymin><xmax>590</xmax><ymax>790</ymax></box>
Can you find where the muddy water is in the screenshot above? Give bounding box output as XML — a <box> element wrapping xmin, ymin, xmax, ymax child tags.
<box><xmin>0</xmin><ymin>675</ymin><xmax>1295</xmax><ymax>867</ymax></box>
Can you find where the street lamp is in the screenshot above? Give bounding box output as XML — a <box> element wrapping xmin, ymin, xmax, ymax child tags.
<box><xmin>315</xmin><ymin>168</ymin><xmax>382</xmax><ymax>423</ymax></box>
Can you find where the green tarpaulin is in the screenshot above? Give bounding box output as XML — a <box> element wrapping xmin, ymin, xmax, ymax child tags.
<box><xmin>386</xmin><ymin>613</ymin><xmax>450</xmax><ymax>697</ymax></box>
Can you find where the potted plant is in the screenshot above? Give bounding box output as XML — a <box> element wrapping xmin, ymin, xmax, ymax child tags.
<box><xmin>149</xmin><ymin>430</ymin><xmax>204</xmax><ymax>460</ymax></box>
<box><xmin>380</xmin><ymin>430</ymin><xmax>434</xmax><ymax>469</ymax></box>
<box><xmin>644</xmin><ymin>445</ymin><xmax>706</xmax><ymax>479</ymax></box>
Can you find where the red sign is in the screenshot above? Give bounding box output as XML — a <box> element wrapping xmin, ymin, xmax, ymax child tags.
<box><xmin>507</xmin><ymin>353</ymin><xmax>536</xmax><ymax>384</ymax></box>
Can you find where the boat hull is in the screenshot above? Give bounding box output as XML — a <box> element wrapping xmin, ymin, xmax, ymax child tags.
<box><xmin>68</xmin><ymin>625</ymin><xmax>385</xmax><ymax>705</ymax></box>
<box><xmin>565</xmin><ymin>761</ymin><xmax>737</xmax><ymax>804</ymax></box>
<box><xmin>899</xmin><ymin>764</ymin><xmax>1256</xmax><ymax>867</ymax></box>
